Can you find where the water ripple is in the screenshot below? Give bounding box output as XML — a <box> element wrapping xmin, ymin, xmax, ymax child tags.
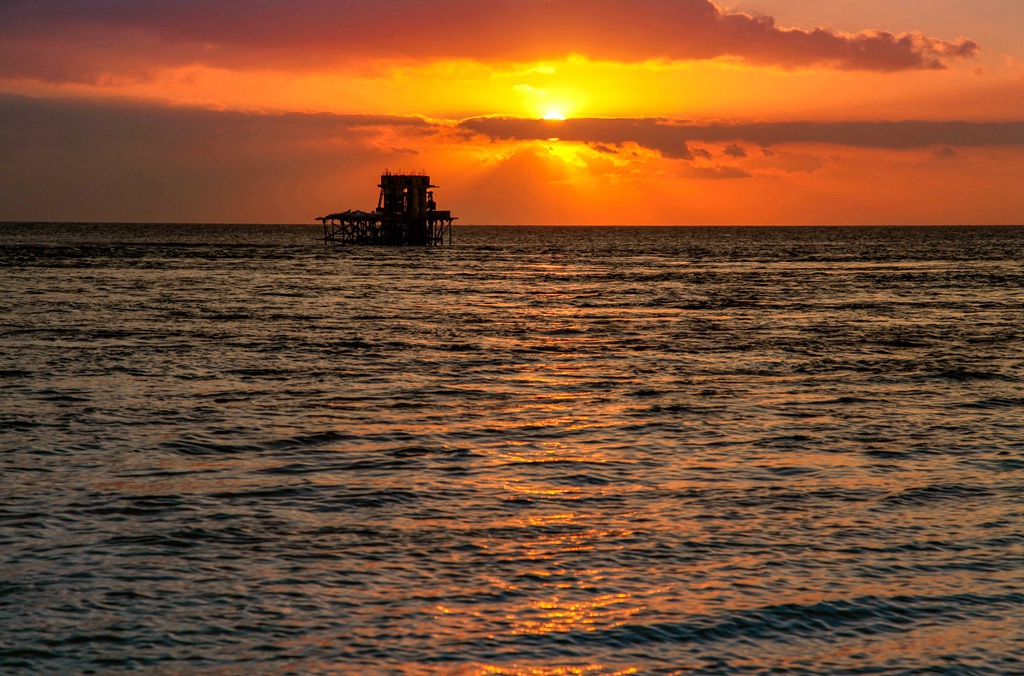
<box><xmin>1</xmin><ymin>224</ymin><xmax>1022</xmax><ymax>673</ymax></box>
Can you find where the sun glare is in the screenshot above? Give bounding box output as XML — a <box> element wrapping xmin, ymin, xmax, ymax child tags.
<box><xmin>543</xmin><ymin>111</ymin><xmax>566</xmax><ymax>121</ymax></box>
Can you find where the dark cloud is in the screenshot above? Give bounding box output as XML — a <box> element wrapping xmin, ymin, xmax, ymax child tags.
<box><xmin>0</xmin><ymin>93</ymin><xmax>441</xmax><ymax>222</ymax></box>
<box><xmin>687</xmin><ymin>166</ymin><xmax>753</xmax><ymax>179</ymax></box>
<box><xmin>723</xmin><ymin>143</ymin><xmax>748</xmax><ymax>158</ymax></box>
<box><xmin>934</xmin><ymin>147</ymin><xmax>960</xmax><ymax>160</ymax></box>
<box><xmin>0</xmin><ymin>0</ymin><xmax>980</xmax><ymax>82</ymax></box>
<box><xmin>748</xmin><ymin>150</ymin><xmax>827</xmax><ymax>174</ymax></box>
<box><xmin>4</xmin><ymin>93</ymin><xmax>1021</xmax><ymax>224</ymax></box>
<box><xmin>460</xmin><ymin>117</ymin><xmax>1024</xmax><ymax>155</ymax></box>
<box><xmin>666</xmin><ymin>142</ymin><xmax>696</xmax><ymax>161</ymax></box>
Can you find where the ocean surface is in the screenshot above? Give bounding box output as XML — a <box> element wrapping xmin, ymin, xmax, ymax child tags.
<box><xmin>1</xmin><ymin>223</ymin><xmax>1022</xmax><ymax>674</ymax></box>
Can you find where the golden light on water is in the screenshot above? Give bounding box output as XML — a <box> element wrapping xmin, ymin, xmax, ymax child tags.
<box><xmin>479</xmin><ymin>664</ymin><xmax>639</xmax><ymax>675</ymax></box>
<box><xmin>512</xmin><ymin>593</ymin><xmax>642</xmax><ymax>636</ymax></box>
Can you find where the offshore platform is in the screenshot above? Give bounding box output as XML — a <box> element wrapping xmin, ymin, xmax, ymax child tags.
<box><xmin>316</xmin><ymin>172</ymin><xmax>456</xmax><ymax>246</ymax></box>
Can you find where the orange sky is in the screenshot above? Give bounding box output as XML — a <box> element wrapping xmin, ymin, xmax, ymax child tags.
<box><xmin>1</xmin><ymin>0</ymin><xmax>1023</xmax><ymax>224</ymax></box>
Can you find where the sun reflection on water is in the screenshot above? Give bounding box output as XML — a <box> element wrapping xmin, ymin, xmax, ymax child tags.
<box><xmin>511</xmin><ymin>593</ymin><xmax>643</xmax><ymax>636</ymax></box>
<box><xmin>479</xmin><ymin>664</ymin><xmax>638</xmax><ymax>676</ymax></box>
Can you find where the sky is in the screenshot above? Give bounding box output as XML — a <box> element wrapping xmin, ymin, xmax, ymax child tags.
<box><xmin>1</xmin><ymin>0</ymin><xmax>1023</xmax><ymax>225</ymax></box>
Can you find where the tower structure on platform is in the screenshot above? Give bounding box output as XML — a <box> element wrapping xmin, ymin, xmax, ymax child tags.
<box><xmin>316</xmin><ymin>172</ymin><xmax>455</xmax><ymax>246</ymax></box>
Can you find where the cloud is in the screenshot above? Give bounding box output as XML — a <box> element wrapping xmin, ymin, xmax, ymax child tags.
<box><xmin>0</xmin><ymin>93</ymin><xmax>442</xmax><ymax>222</ymax></box>
<box><xmin>666</xmin><ymin>142</ymin><xmax>697</xmax><ymax>161</ymax></box>
<box><xmin>0</xmin><ymin>0</ymin><xmax>980</xmax><ymax>83</ymax></box>
<box><xmin>747</xmin><ymin>151</ymin><xmax>828</xmax><ymax>174</ymax></box>
<box><xmin>723</xmin><ymin>143</ymin><xmax>748</xmax><ymax>158</ymax></box>
<box><xmin>686</xmin><ymin>166</ymin><xmax>753</xmax><ymax>179</ymax></box>
<box><xmin>4</xmin><ymin>93</ymin><xmax>1024</xmax><ymax>226</ymax></box>
<box><xmin>459</xmin><ymin>117</ymin><xmax>1024</xmax><ymax>156</ymax></box>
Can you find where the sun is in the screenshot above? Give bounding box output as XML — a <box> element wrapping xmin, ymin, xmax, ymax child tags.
<box><xmin>542</xmin><ymin>110</ymin><xmax>566</xmax><ymax>121</ymax></box>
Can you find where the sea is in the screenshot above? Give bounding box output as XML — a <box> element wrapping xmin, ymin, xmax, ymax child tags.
<box><xmin>1</xmin><ymin>223</ymin><xmax>1022</xmax><ymax>674</ymax></box>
